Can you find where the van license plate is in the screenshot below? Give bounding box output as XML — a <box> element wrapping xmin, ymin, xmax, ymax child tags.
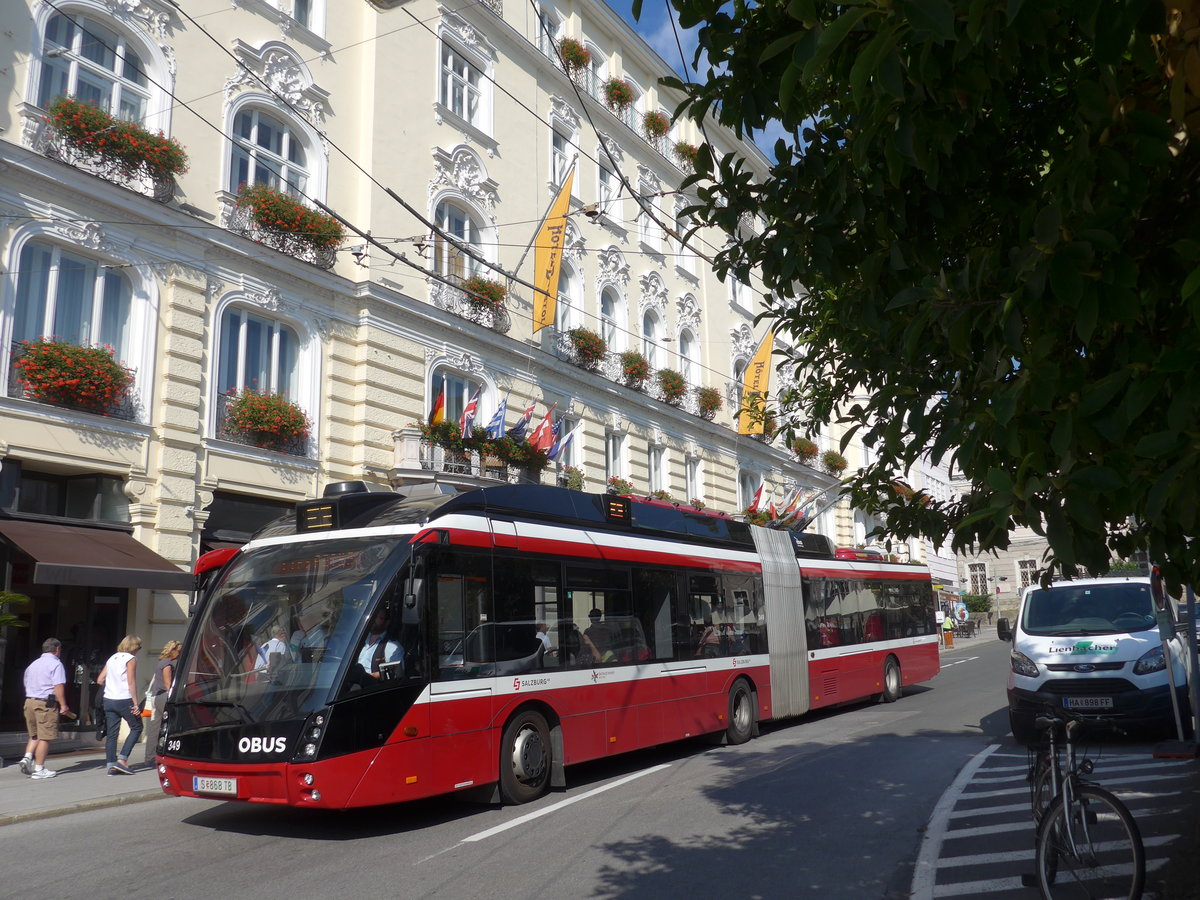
<box><xmin>1063</xmin><ymin>697</ymin><xmax>1113</xmax><ymax>710</ymax></box>
<box><xmin>193</xmin><ymin>776</ymin><xmax>238</xmax><ymax>796</ymax></box>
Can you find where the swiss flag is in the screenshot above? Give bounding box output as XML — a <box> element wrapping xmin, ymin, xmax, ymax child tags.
<box><xmin>529</xmin><ymin>404</ymin><xmax>558</xmax><ymax>452</ymax></box>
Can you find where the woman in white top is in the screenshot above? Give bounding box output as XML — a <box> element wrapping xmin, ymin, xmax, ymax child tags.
<box><xmin>96</xmin><ymin>635</ymin><xmax>144</xmax><ymax>775</ymax></box>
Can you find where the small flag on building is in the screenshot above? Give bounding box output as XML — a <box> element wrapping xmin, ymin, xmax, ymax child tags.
<box><xmin>429</xmin><ymin>385</ymin><xmax>446</xmax><ymax>425</ymax></box>
<box><xmin>529</xmin><ymin>404</ymin><xmax>558</xmax><ymax>452</ymax></box>
<box><xmin>508</xmin><ymin>400</ymin><xmax>536</xmax><ymax>442</ymax></box>
<box><xmin>485</xmin><ymin>393</ymin><xmax>509</xmax><ymax>439</ymax></box>
<box><xmin>459</xmin><ymin>386</ymin><xmax>481</xmax><ymax>436</ymax></box>
<box><xmin>548</xmin><ymin>419</ymin><xmax>581</xmax><ymax>461</ymax></box>
<box><xmin>746</xmin><ymin>483</ymin><xmax>764</xmax><ymax>513</ymax></box>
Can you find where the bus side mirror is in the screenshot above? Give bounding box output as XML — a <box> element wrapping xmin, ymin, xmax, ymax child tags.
<box><xmin>997</xmin><ymin>618</ymin><xmax>1012</xmax><ymax>641</ymax></box>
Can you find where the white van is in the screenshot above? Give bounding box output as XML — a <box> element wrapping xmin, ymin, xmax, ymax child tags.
<box><xmin>997</xmin><ymin>572</ymin><xmax>1191</xmax><ymax>744</ymax></box>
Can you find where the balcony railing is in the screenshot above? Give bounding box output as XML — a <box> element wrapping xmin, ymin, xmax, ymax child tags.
<box><xmin>214</xmin><ymin>390</ymin><xmax>311</xmax><ymax>457</ymax></box>
<box><xmin>20</xmin><ymin>105</ymin><xmax>176</xmax><ymax>202</ymax></box>
<box><xmin>218</xmin><ymin>194</ymin><xmax>338</xmax><ymax>270</ymax></box>
<box><xmin>550</xmin><ymin>332</ymin><xmax>706</xmax><ymax>417</ymax></box>
<box><xmin>392</xmin><ymin>427</ymin><xmax>545</xmax><ymax>485</ymax></box>
<box><xmin>428</xmin><ymin>276</ymin><xmax>512</xmax><ymax>334</ymax></box>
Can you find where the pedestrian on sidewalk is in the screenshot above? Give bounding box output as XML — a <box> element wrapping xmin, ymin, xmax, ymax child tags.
<box><xmin>97</xmin><ymin>635</ymin><xmax>144</xmax><ymax>776</ymax></box>
<box><xmin>143</xmin><ymin>640</ymin><xmax>181</xmax><ymax>765</ymax></box>
<box><xmin>19</xmin><ymin>637</ymin><xmax>70</xmax><ymax>780</ymax></box>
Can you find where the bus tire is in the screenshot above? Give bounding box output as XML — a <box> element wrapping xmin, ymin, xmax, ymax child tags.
<box><xmin>726</xmin><ymin>680</ymin><xmax>755</xmax><ymax>745</ymax></box>
<box><xmin>498</xmin><ymin>710</ymin><xmax>552</xmax><ymax>804</ymax></box>
<box><xmin>881</xmin><ymin>657</ymin><xmax>902</xmax><ymax>703</ymax></box>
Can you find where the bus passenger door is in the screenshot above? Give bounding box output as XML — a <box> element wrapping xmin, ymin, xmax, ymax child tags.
<box><xmin>425</xmin><ymin>546</ymin><xmax>496</xmax><ymax>795</ymax></box>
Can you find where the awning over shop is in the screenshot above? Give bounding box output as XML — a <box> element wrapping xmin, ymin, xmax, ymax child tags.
<box><xmin>0</xmin><ymin>520</ymin><xmax>193</xmax><ymax>591</ymax></box>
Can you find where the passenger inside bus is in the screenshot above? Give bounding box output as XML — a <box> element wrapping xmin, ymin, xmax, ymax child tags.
<box><xmin>583</xmin><ymin>609</ymin><xmax>611</xmax><ymax>662</ymax></box>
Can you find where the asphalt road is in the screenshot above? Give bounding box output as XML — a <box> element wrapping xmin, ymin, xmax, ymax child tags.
<box><xmin>0</xmin><ymin>639</ymin><xmax>1028</xmax><ymax>899</ymax></box>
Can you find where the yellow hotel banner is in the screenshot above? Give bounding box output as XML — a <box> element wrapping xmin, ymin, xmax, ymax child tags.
<box><xmin>737</xmin><ymin>331</ymin><xmax>774</xmax><ymax>434</ymax></box>
<box><xmin>532</xmin><ymin>167</ymin><xmax>575</xmax><ymax>333</ymax></box>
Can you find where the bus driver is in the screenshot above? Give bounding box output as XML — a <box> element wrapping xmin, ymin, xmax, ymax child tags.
<box><xmin>356</xmin><ymin>609</ymin><xmax>403</xmax><ymax>680</ymax></box>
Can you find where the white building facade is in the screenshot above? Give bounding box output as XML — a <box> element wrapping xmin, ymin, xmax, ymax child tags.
<box><xmin>1</xmin><ymin>0</ymin><xmax>868</xmax><ymax>733</ymax></box>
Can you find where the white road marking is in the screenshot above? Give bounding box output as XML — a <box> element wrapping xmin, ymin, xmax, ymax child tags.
<box><xmin>459</xmin><ymin>763</ymin><xmax>672</xmax><ymax>843</ymax></box>
<box><xmin>910</xmin><ymin>743</ymin><xmax>1001</xmax><ymax>899</ymax></box>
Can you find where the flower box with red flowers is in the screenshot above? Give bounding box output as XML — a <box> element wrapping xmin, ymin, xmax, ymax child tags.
<box><xmin>603</xmin><ymin>78</ymin><xmax>634</xmax><ymax>110</ymax></box>
<box><xmin>643</xmin><ymin>111</ymin><xmax>671</xmax><ymax>139</ymax></box>
<box><xmin>567</xmin><ymin>327</ymin><xmax>607</xmax><ymax>370</ymax></box>
<box><xmin>558</xmin><ymin>37</ymin><xmax>591</xmax><ymax>72</ymax></box>
<box><xmin>695</xmin><ymin>385</ymin><xmax>723</xmax><ymax>420</ymax></box>
<box><xmin>460</xmin><ymin>275</ymin><xmax>507</xmax><ymax>309</ymax></box>
<box><xmin>234</xmin><ymin>183</ymin><xmax>345</xmax><ymax>251</ymax></box>
<box><xmin>45</xmin><ymin>96</ymin><xmax>189</xmax><ymax>180</ymax></box>
<box><xmin>13</xmin><ymin>338</ymin><xmax>133</xmax><ymax>415</ymax></box>
<box><xmin>223</xmin><ymin>389</ymin><xmax>311</xmax><ymax>452</ymax></box>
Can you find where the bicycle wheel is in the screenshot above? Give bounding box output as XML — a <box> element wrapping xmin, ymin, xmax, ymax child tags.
<box><xmin>1035</xmin><ymin>785</ymin><xmax>1145</xmax><ymax>899</ymax></box>
<box><xmin>1031</xmin><ymin>758</ymin><xmax>1056</xmax><ymax>827</ymax></box>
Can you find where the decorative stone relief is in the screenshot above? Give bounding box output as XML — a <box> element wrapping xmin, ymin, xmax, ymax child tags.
<box><xmin>596</xmin><ymin>247</ymin><xmax>630</xmax><ymax>293</ymax></box>
<box><xmin>730</xmin><ymin>323</ymin><xmax>756</xmax><ymax>361</ymax></box>
<box><xmin>607</xmin><ymin>413</ymin><xmax>626</xmax><ymax>434</ymax></box>
<box><xmin>549</xmin><ymin>95</ymin><xmax>580</xmax><ymax>133</ymax></box>
<box><xmin>638</xmin><ymin>272</ymin><xmax>668</xmax><ymax>317</ymax></box>
<box><xmin>97</xmin><ymin>0</ymin><xmax>177</xmax><ymax>75</ymax></box>
<box><xmin>598</xmin><ymin>134</ymin><xmax>624</xmax><ymax>167</ymax></box>
<box><xmin>245</xmin><ymin>286</ymin><xmax>284</xmax><ymax>312</ymax></box>
<box><xmin>564</xmin><ymin>220</ymin><xmax>584</xmax><ymax>266</ymax></box>
<box><xmin>225</xmin><ymin>40</ymin><xmax>330</xmax><ymax>129</ymax></box>
<box><xmin>440</xmin><ymin>9</ymin><xmax>497</xmax><ymax>60</ymax></box>
<box><xmin>47</xmin><ymin>219</ymin><xmax>112</xmax><ymax>254</ymax></box>
<box><xmin>677</xmin><ymin>293</ymin><xmax>700</xmax><ymax>332</ymax></box>
<box><xmin>637</xmin><ymin>164</ymin><xmax>661</xmax><ymax>196</ymax></box>
<box><xmin>429</xmin><ymin>146</ymin><xmax>499</xmax><ymax>224</ymax></box>
<box><xmin>428</xmin><ymin>349</ymin><xmax>487</xmax><ymax>380</ymax></box>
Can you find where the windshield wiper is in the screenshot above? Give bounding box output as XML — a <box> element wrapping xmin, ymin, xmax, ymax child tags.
<box><xmin>171</xmin><ymin>699</ymin><xmax>256</xmax><ymax>723</ymax></box>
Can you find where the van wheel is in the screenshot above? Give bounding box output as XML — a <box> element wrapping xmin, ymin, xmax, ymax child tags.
<box><xmin>499</xmin><ymin>710</ymin><xmax>551</xmax><ymax>804</ymax></box>
<box><xmin>881</xmin><ymin>658</ymin><xmax>902</xmax><ymax>703</ymax></box>
<box><xmin>1010</xmin><ymin>709</ymin><xmax>1037</xmax><ymax>746</ymax></box>
<box><xmin>725</xmin><ymin>680</ymin><xmax>755</xmax><ymax>745</ymax></box>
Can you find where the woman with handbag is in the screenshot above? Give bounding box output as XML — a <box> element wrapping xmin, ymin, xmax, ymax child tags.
<box><xmin>96</xmin><ymin>635</ymin><xmax>143</xmax><ymax>776</ymax></box>
<box><xmin>143</xmin><ymin>641</ymin><xmax>181</xmax><ymax>765</ymax></box>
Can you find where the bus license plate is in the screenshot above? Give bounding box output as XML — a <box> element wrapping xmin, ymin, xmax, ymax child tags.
<box><xmin>1063</xmin><ymin>697</ymin><xmax>1113</xmax><ymax>710</ymax></box>
<box><xmin>193</xmin><ymin>776</ymin><xmax>238</xmax><ymax>796</ymax></box>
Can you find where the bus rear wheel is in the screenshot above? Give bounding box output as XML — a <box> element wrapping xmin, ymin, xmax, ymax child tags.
<box><xmin>499</xmin><ymin>710</ymin><xmax>551</xmax><ymax>804</ymax></box>
<box><xmin>726</xmin><ymin>680</ymin><xmax>755</xmax><ymax>745</ymax></box>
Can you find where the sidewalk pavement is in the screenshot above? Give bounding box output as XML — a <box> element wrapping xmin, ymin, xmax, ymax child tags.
<box><xmin>0</xmin><ymin>749</ymin><xmax>168</xmax><ymax>827</ymax></box>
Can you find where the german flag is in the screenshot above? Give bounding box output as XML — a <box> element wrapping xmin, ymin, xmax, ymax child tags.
<box><xmin>429</xmin><ymin>386</ymin><xmax>446</xmax><ymax>425</ymax></box>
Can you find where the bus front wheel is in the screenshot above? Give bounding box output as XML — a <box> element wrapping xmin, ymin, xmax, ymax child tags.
<box><xmin>726</xmin><ymin>680</ymin><xmax>755</xmax><ymax>745</ymax></box>
<box><xmin>499</xmin><ymin>710</ymin><xmax>552</xmax><ymax>804</ymax></box>
<box><xmin>881</xmin><ymin>658</ymin><xmax>902</xmax><ymax>703</ymax></box>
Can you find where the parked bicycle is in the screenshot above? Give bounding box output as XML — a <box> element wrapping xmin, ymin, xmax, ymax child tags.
<box><xmin>1024</xmin><ymin>712</ymin><xmax>1145</xmax><ymax>899</ymax></box>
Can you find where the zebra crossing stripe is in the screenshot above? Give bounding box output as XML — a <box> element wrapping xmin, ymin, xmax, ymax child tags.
<box><xmin>911</xmin><ymin>743</ymin><xmax>1003</xmax><ymax>899</ymax></box>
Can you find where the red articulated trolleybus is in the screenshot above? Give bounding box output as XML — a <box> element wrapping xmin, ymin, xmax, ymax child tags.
<box><xmin>157</xmin><ymin>482</ymin><xmax>939</xmax><ymax>808</ymax></box>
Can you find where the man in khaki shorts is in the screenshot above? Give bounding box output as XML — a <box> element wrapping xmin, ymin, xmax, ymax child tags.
<box><xmin>19</xmin><ymin>637</ymin><xmax>70</xmax><ymax>779</ymax></box>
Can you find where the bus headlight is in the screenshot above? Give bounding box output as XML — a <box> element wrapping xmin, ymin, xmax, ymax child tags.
<box><xmin>1133</xmin><ymin>645</ymin><xmax>1166</xmax><ymax>674</ymax></box>
<box><xmin>292</xmin><ymin>708</ymin><xmax>330</xmax><ymax>762</ymax></box>
<box><xmin>1010</xmin><ymin>650</ymin><xmax>1039</xmax><ymax>678</ymax></box>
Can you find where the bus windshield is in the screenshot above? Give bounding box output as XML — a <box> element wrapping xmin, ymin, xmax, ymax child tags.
<box><xmin>175</xmin><ymin>535</ymin><xmax>411</xmax><ymax>725</ymax></box>
<box><xmin>1020</xmin><ymin>582</ymin><xmax>1157</xmax><ymax>637</ymax></box>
